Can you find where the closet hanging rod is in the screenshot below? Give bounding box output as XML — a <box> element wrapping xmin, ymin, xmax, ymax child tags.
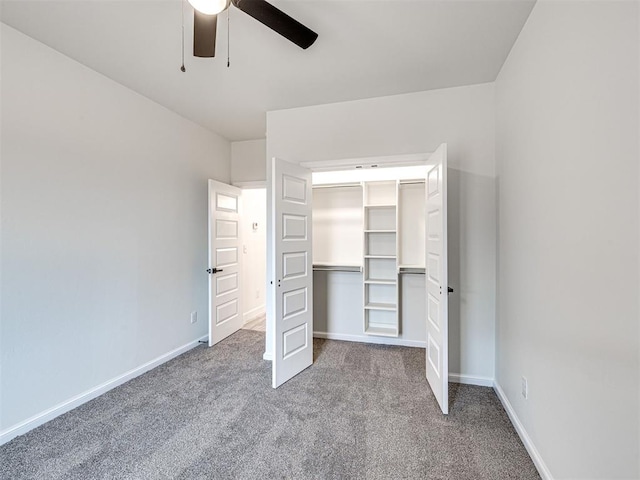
<box><xmin>312</xmin><ymin>183</ymin><xmax>362</xmax><ymax>189</ymax></box>
<box><xmin>313</xmin><ymin>265</ymin><xmax>362</xmax><ymax>273</ymax></box>
<box><xmin>398</xmin><ymin>180</ymin><xmax>426</xmax><ymax>185</ymax></box>
<box><xmin>398</xmin><ymin>267</ymin><xmax>426</xmax><ymax>275</ymax></box>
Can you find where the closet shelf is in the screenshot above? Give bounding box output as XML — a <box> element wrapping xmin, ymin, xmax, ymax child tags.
<box><xmin>364</xmin><ymin>255</ymin><xmax>396</xmax><ymax>259</ymax></box>
<box><xmin>364</xmin><ymin>325</ymin><xmax>399</xmax><ymax>337</ymax></box>
<box><xmin>364</xmin><ymin>303</ymin><xmax>397</xmax><ymax>311</ymax></box>
<box><xmin>312</xmin><ymin>182</ymin><xmax>362</xmax><ymax>189</ymax></box>
<box><xmin>364</xmin><ymin>204</ymin><xmax>396</xmax><ymax>209</ymax></box>
<box><xmin>364</xmin><ymin>279</ymin><xmax>396</xmax><ymax>285</ymax></box>
<box><xmin>398</xmin><ymin>266</ymin><xmax>425</xmax><ymax>275</ymax></box>
<box><xmin>364</xmin><ymin>229</ymin><xmax>396</xmax><ymax>233</ymax></box>
<box><xmin>313</xmin><ymin>264</ymin><xmax>362</xmax><ymax>273</ymax></box>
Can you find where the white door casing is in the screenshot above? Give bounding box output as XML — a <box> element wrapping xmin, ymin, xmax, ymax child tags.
<box><xmin>208</xmin><ymin>179</ymin><xmax>244</xmax><ymax>347</ymax></box>
<box><xmin>268</xmin><ymin>158</ymin><xmax>313</xmax><ymax>388</ymax></box>
<box><xmin>425</xmin><ymin>144</ymin><xmax>449</xmax><ymax>414</ymax></box>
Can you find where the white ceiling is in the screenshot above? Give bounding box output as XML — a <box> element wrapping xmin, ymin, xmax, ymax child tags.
<box><xmin>1</xmin><ymin>0</ymin><xmax>535</xmax><ymax>141</ymax></box>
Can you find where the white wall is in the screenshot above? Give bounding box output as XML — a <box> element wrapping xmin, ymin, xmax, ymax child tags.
<box><xmin>265</xmin><ymin>84</ymin><xmax>497</xmax><ymax>382</ymax></box>
<box><xmin>495</xmin><ymin>2</ymin><xmax>639</xmax><ymax>479</ymax></box>
<box><xmin>231</xmin><ymin>139</ymin><xmax>266</xmax><ymax>184</ymax></box>
<box><xmin>0</xmin><ymin>24</ymin><xmax>231</xmax><ymax>435</ymax></box>
<box><xmin>240</xmin><ymin>188</ymin><xmax>266</xmax><ymax>322</ymax></box>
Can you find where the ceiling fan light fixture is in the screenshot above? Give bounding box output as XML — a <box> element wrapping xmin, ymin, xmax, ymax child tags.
<box><xmin>188</xmin><ymin>0</ymin><xmax>229</xmax><ymax>15</ymax></box>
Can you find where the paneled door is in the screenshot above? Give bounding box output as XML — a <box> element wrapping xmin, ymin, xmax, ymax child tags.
<box><xmin>208</xmin><ymin>180</ymin><xmax>243</xmax><ymax>347</ymax></box>
<box><xmin>268</xmin><ymin>158</ymin><xmax>313</xmax><ymax>388</ymax></box>
<box><xmin>425</xmin><ymin>144</ymin><xmax>449</xmax><ymax>414</ymax></box>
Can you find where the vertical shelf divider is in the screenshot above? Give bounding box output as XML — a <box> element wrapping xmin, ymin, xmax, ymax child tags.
<box><xmin>362</xmin><ymin>180</ymin><xmax>399</xmax><ymax>337</ymax></box>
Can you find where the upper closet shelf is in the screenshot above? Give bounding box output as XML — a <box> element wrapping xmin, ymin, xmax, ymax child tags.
<box><xmin>313</xmin><ymin>264</ymin><xmax>362</xmax><ymax>273</ymax></box>
<box><xmin>312</xmin><ymin>182</ymin><xmax>361</xmax><ymax>189</ymax></box>
<box><xmin>364</xmin><ymin>302</ymin><xmax>397</xmax><ymax>311</ymax></box>
<box><xmin>364</xmin><ymin>279</ymin><xmax>396</xmax><ymax>285</ymax></box>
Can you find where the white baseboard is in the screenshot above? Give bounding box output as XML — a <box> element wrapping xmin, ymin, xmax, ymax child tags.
<box><xmin>449</xmin><ymin>373</ymin><xmax>494</xmax><ymax>387</ymax></box>
<box><xmin>493</xmin><ymin>381</ymin><xmax>553</xmax><ymax>480</ymax></box>
<box><xmin>0</xmin><ymin>335</ymin><xmax>208</xmax><ymax>446</ymax></box>
<box><xmin>262</xmin><ymin>352</ymin><xmax>273</xmax><ymax>361</ymax></box>
<box><xmin>243</xmin><ymin>305</ymin><xmax>265</xmax><ymax>323</ymax></box>
<box><xmin>313</xmin><ymin>331</ymin><xmax>426</xmax><ymax>348</ymax></box>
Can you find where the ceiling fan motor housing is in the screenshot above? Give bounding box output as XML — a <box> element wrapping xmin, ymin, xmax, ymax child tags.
<box><xmin>193</xmin><ymin>0</ymin><xmax>318</xmax><ymax>58</ymax></box>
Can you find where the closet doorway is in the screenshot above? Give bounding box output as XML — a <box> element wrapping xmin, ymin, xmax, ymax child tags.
<box><xmin>266</xmin><ymin>145</ymin><xmax>450</xmax><ymax>413</ymax></box>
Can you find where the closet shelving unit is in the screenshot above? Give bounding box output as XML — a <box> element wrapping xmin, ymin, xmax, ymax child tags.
<box><xmin>311</xmin><ymin>164</ymin><xmax>428</xmax><ymax>341</ymax></box>
<box><xmin>363</xmin><ymin>180</ymin><xmax>399</xmax><ymax>337</ymax></box>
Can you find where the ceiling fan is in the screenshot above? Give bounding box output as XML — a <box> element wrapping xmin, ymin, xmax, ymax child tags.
<box><xmin>188</xmin><ymin>0</ymin><xmax>318</xmax><ymax>58</ymax></box>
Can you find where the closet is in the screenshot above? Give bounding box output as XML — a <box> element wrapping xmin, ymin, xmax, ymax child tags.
<box><xmin>267</xmin><ymin>144</ymin><xmax>449</xmax><ymax>413</ymax></box>
<box><xmin>311</xmin><ymin>168</ymin><xmax>427</xmax><ymax>339</ymax></box>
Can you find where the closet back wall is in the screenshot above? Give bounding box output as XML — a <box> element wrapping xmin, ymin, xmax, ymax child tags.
<box><xmin>264</xmin><ymin>83</ymin><xmax>496</xmax><ymax>383</ymax></box>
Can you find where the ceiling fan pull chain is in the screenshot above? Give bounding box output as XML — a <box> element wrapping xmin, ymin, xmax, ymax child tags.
<box><xmin>180</xmin><ymin>0</ymin><xmax>186</xmax><ymax>72</ymax></box>
<box><xmin>227</xmin><ymin>7</ymin><xmax>230</xmax><ymax>68</ymax></box>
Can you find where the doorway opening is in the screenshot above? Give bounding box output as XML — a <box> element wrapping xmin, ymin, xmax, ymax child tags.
<box><xmin>265</xmin><ymin>146</ymin><xmax>449</xmax><ymax>411</ymax></box>
<box><xmin>239</xmin><ymin>187</ymin><xmax>267</xmax><ymax>333</ymax></box>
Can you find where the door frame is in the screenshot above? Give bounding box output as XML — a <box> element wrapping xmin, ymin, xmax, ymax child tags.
<box><xmin>231</xmin><ymin>181</ymin><xmax>270</xmax><ymax>360</ymax></box>
<box><xmin>266</xmin><ymin>151</ymin><xmax>449</xmax><ymax>381</ymax></box>
<box><xmin>264</xmin><ymin>153</ymin><xmax>434</xmax><ymax>361</ymax></box>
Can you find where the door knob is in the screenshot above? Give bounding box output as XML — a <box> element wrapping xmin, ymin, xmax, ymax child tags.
<box><xmin>206</xmin><ymin>267</ymin><xmax>224</xmax><ymax>274</ymax></box>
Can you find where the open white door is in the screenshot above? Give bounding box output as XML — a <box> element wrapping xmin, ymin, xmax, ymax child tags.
<box><xmin>208</xmin><ymin>179</ymin><xmax>244</xmax><ymax>347</ymax></box>
<box><xmin>268</xmin><ymin>158</ymin><xmax>313</xmax><ymax>388</ymax></box>
<box><xmin>425</xmin><ymin>144</ymin><xmax>449</xmax><ymax>414</ymax></box>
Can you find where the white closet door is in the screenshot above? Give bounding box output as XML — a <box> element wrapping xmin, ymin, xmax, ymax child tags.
<box><xmin>425</xmin><ymin>144</ymin><xmax>449</xmax><ymax>414</ymax></box>
<box><xmin>208</xmin><ymin>180</ymin><xmax>243</xmax><ymax>346</ymax></box>
<box><xmin>269</xmin><ymin>158</ymin><xmax>313</xmax><ymax>388</ymax></box>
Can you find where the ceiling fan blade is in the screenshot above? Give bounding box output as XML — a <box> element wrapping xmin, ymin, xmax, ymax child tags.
<box><xmin>232</xmin><ymin>0</ymin><xmax>318</xmax><ymax>50</ymax></box>
<box><xmin>193</xmin><ymin>10</ymin><xmax>217</xmax><ymax>57</ymax></box>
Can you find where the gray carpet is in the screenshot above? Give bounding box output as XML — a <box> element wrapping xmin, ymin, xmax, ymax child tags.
<box><xmin>0</xmin><ymin>330</ymin><xmax>540</xmax><ymax>479</ymax></box>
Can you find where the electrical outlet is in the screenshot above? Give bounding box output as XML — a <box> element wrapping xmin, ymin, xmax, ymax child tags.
<box><xmin>190</xmin><ymin>311</ymin><xmax>198</xmax><ymax>324</ymax></box>
<box><xmin>521</xmin><ymin>376</ymin><xmax>528</xmax><ymax>400</ymax></box>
